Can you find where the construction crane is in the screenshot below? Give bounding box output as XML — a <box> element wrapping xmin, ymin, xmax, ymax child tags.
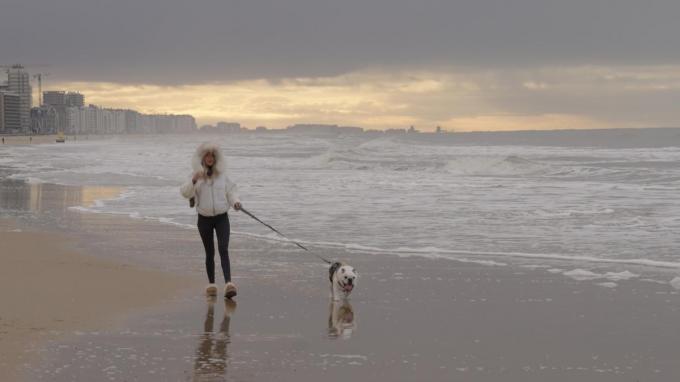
<box><xmin>0</xmin><ymin>64</ymin><xmax>18</xmax><ymax>70</ymax></box>
<box><xmin>0</xmin><ymin>64</ymin><xmax>49</xmax><ymax>69</ymax></box>
<box><xmin>1</xmin><ymin>65</ymin><xmax>50</xmax><ymax>106</ymax></box>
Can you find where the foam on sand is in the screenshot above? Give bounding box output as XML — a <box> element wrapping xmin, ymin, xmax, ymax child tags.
<box><xmin>562</xmin><ymin>269</ymin><xmax>639</xmax><ymax>282</ymax></box>
<box><xmin>597</xmin><ymin>282</ymin><xmax>618</xmax><ymax>288</ymax></box>
<box><xmin>670</xmin><ymin>277</ymin><xmax>680</xmax><ymax>290</ymax></box>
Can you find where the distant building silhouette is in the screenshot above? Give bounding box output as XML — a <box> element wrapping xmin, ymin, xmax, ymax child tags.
<box><xmin>216</xmin><ymin>121</ymin><xmax>240</xmax><ymax>133</ymax></box>
<box><xmin>68</xmin><ymin>105</ymin><xmax>196</xmax><ymax>134</ymax></box>
<box><xmin>6</xmin><ymin>65</ymin><xmax>32</xmax><ymax>132</ymax></box>
<box><xmin>65</xmin><ymin>92</ymin><xmax>84</xmax><ymax>107</ymax></box>
<box><xmin>31</xmin><ymin>106</ymin><xmax>59</xmax><ymax>133</ymax></box>
<box><xmin>0</xmin><ymin>92</ymin><xmax>21</xmax><ymax>133</ymax></box>
<box><xmin>43</xmin><ymin>91</ymin><xmax>70</xmax><ymax>133</ymax></box>
<box><xmin>199</xmin><ymin>124</ymin><xmax>216</xmax><ymax>133</ymax></box>
<box><xmin>43</xmin><ymin>91</ymin><xmax>66</xmax><ymax>106</ymax></box>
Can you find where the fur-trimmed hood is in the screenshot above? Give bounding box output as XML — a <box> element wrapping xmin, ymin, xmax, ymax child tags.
<box><xmin>192</xmin><ymin>142</ymin><xmax>226</xmax><ymax>174</ymax></box>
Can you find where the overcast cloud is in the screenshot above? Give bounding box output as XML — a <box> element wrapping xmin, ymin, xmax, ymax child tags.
<box><xmin>3</xmin><ymin>0</ymin><xmax>680</xmax><ymax>84</ymax></box>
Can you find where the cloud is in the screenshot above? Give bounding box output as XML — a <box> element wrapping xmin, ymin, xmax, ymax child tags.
<box><xmin>4</xmin><ymin>0</ymin><xmax>680</xmax><ymax>85</ymax></box>
<box><xmin>47</xmin><ymin>65</ymin><xmax>680</xmax><ymax>131</ymax></box>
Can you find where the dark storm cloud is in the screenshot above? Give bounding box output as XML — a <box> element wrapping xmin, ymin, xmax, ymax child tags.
<box><xmin>2</xmin><ymin>0</ymin><xmax>680</xmax><ymax>84</ymax></box>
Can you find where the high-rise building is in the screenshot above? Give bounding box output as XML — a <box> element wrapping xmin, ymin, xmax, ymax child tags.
<box><xmin>43</xmin><ymin>91</ymin><xmax>66</xmax><ymax>106</ymax></box>
<box><xmin>0</xmin><ymin>92</ymin><xmax>22</xmax><ymax>133</ymax></box>
<box><xmin>6</xmin><ymin>65</ymin><xmax>32</xmax><ymax>132</ymax></box>
<box><xmin>43</xmin><ymin>91</ymin><xmax>71</xmax><ymax>132</ymax></box>
<box><xmin>0</xmin><ymin>94</ymin><xmax>4</xmax><ymax>133</ymax></box>
<box><xmin>65</xmin><ymin>92</ymin><xmax>84</xmax><ymax>107</ymax></box>
<box><xmin>31</xmin><ymin>106</ymin><xmax>59</xmax><ymax>134</ymax></box>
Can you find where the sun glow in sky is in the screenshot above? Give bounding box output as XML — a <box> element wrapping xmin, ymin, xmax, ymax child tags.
<box><xmin>49</xmin><ymin>65</ymin><xmax>680</xmax><ymax>132</ymax></box>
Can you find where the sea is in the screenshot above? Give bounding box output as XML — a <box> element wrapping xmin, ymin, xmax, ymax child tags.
<box><xmin>1</xmin><ymin>129</ymin><xmax>679</xmax><ymax>274</ymax></box>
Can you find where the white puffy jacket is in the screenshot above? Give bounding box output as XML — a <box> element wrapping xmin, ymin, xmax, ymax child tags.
<box><xmin>180</xmin><ymin>142</ymin><xmax>240</xmax><ymax>217</ymax></box>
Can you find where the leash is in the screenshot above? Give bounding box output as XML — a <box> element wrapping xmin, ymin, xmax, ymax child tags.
<box><xmin>239</xmin><ymin>207</ymin><xmax>332</xmax><ymax>264</ymax></box>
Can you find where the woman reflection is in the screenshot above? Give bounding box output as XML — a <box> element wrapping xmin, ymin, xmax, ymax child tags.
<box><xmin>193</xmin><ymin>297</ymin><xmax>236</xmax><ymax>380</ymax></box>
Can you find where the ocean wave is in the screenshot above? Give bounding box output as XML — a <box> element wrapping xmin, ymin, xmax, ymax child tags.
<box><xmin>7</xmin><ymin>134</ymin><xmax>678</xmax><ymax>281</ymax></box>
<box><xmin>60</xmin><ymin>194</ymin><xmax>680</xmax><ymax>272</ymax></box>
<box><xmin>301</xmin><ymin>149</ymin><xmax>443</xmax><ymax>172</ymax></box>
<box><xmin>530</xmin><ymin>208</ymin><xmax>616</xmax><ymax>218</ymax></box>
<box><xmin>444</xmin><ymin>155</ymin><xmax>547</xmax><ymax>176</ymax></box>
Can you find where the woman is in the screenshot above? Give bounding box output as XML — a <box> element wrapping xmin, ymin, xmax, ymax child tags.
<box><xmin>181</xmin><ymin>142</ymin><xmax>242</xmax><ymax>299</ymax></box>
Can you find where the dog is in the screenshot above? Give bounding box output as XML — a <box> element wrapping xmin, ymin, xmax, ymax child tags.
<box><xmin>328</xmin><ymin>300</ymin><xmax>356</xmax><ymax>339</ymax></box>
<box><xmin>329</xmin><ymin>261</ymin><xmax>357</xmax><ymax>301</ymax></box>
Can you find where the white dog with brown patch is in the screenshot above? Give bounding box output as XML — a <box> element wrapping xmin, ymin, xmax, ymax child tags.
<box><xmin>329</xmin><ymin>261</ymin><xmax>357</xmax><ymax>301</ymax></box>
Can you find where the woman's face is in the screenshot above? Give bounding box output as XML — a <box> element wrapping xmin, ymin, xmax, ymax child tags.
<box><xmin>203</xmin><ymin>152</ymin><xmax>215</xmax><ymax>167</ymax></box>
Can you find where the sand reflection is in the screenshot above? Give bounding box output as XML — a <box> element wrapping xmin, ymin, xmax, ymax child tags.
<box><xmin>327</xmin><ymin>300</ymin><xmax>356</xmax><ymax>339</ymax></box>
<box><xmin>193</xmin><ymin>297</ymin><xmax>236</xmax><ymax>381</ymax></box>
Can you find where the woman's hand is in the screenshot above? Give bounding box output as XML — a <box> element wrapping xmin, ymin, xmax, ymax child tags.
<box><xmin>234</xmin><ymin>202</ymin><xmax>242</xmax><ymax>211</ymax></box>
<box><xmin>191</xmin><ymin>172</ymin><xmax>203</xmax><ymax>184</ymax></box>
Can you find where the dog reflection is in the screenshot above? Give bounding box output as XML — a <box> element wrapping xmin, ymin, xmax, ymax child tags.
<box><xmin>328</xmin><ymin>300</ymin><xmax>356</xmax><ymax>339</ymax></box>
<box><xmin>193</xmin><ymin>297</ymin><xmax>236</xmax><ymax>381</ymax></box>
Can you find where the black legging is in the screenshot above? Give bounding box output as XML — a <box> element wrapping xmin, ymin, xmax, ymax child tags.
<box><xmin>197</xmin><ymin>213</ymin><xmax>231</xmax><ymax>283</ymax></box>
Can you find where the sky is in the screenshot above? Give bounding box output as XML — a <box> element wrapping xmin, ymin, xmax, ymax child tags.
<box><xmin>2</xmin><ymin>0</ymin><xmax>680</xmax><ymax>131</ymax></box>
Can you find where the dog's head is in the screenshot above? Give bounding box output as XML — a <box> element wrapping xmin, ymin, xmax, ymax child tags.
<box><xmin>336</xmin><ymin>265</ymin><xmax>358</xmax><ymax>293</ymax></box>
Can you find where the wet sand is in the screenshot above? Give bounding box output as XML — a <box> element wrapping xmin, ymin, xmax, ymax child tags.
<box><xmin>3</xmin><ymin>180</ymin><xmax>680</xmax><ymax>381</ymax></box>
<box><xmin>19</xmin><ymin>233</ymin><xmax>680</xmax><ymax>382</ymax></box>
<box><xmin>0</xmin><ymin>220</ymin><xmax>197</xmax><ymax>382</ymax></box>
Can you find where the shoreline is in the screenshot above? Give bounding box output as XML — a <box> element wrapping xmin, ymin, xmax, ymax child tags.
<box><xmin>1</xmin><ymin>164</ymin><xmax>678</xmax><ymax>285</ymax></box>
<box><xmin>1</xmin><ymin>134</ymin><xmax>59</xmax><ymax>145</ymax></box>
<box><xmin>1</xmin><ymin>126</ymin><xmax>679</xmax><ymax>149</ymax></box>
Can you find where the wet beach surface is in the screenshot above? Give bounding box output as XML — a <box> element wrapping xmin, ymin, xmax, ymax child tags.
<box><xmin>4</xmin><ymin>178</ymin><xmax>680</xmax><ymax>381</ymax></box>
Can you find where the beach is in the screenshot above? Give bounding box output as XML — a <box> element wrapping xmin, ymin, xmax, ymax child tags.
<box><xmin>0</xmin><ymin>220</ymin><xmax>197</xmax><ymax>381</ymax></box>
<box><xmin>2</xmin><ymin>134</ymin><xmax>680</xmax><ymax>381</ymax></box>
<box><xmin>0</xmin><ymin>179</ymin><xmax>679</xmax><ymax>381</ymax></box>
